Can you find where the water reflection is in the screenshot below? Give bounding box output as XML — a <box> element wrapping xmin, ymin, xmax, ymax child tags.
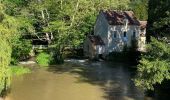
<box><xmin>6</xmin><ymin>60</ymin><xmax>155</xmax><ymax>100</ymax></box>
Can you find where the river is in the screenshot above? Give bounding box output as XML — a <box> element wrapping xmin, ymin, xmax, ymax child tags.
<box><xmin>5</xmin><ymin>60</ymin><xmax>155</xmax><ymax>100</ymax></box>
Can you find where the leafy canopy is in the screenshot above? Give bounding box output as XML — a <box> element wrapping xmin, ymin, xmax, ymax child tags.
<box><xmin>135</xmin><ymin>38</ymin><xmax>170</xmax><ymax>90</ymax></box>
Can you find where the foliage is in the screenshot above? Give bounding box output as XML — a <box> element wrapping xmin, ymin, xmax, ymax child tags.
<box><xmin>10</xmin><ymin>65</ymin><xmax>31</xmax><ymax>76</ymax></box>
<box><xmin>135</xmin><ymin>0</ymin><xmax>170</xmax><ymax>90</ymax></box>
<box><xmin>0</xmin><ymin>1</ymin><xmax>32</xmax><ymax>94</ymax></box>
<box><xmin>0</xmin><ymin>0</ymin><xmax>150</xmax><ymax>94</ymax></box>
<box><xmin>0</xmin><ymin>2</ymin><xmax>17</xmax><ymax>94</ymax></box>
<box><xmin>36</xmin><ymin>52</ymin><xmax>51</xmax><ymax>67</ymax></box>
<box><xmin>32</xmin><ymin>0</ymin><xmax>132</xmax><ymax>54</ymax></box>
<box><xmin>130</xmin><ymin>0</ymin><xmax>148</xmax><ymax>20</ymax></box>
<box><xmin>11</xmin><ymin>39</ymin><xmax>32</xmax><ymax>64</ymax></box>
<box><xmin>0</xmin><ymin>40</ymin><xmax>11</xmax><ymax>95</ymax></box>
<box><xmin>134</xmin><ymin>38</ymin><xmax>170</xmax><ymax>90</ymax></box>
<box><xmin>2</xmin><ymin>0</ymin><xmax>148</xmax><ymax>66</ymax></box>
<box><xmin>147</xmin><ymin>0</ymin><xmax>170</xmax><ymax>37</ymax></box>
<box><xmin>50</xmin><ymin>48</ymin><xmax>64</xmax><ymax>64</ymax></box>
<box><xmin>4</xmin><ymin>1</ymin><xmax>34</xmax><ymax>64</ymax></box>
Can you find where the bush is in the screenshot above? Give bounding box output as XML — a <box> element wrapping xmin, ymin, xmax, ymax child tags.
<box><xmin>50</xmin><ymin>52</ymin><xmax>64</xmax><ymax>65</ymax></box>
<box><xmin>36</xmin><ymin>52</ymin><xmax>51</xmax><ymax>67</ymax></box>
<box><xmin>10</xmin><ymin>66</ymin><xmax>31</xmax><ymax>76</ymax></box>
<box><xmin>11</xmin><ymin>39</ymin><xmax>32</xmax><ymax>64</ymax></box>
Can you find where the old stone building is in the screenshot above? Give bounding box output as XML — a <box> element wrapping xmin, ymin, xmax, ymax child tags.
<box><xmin>84</xmin><ymin>10</ymin><xmax>147</xmax><ymax>59</ymax></box>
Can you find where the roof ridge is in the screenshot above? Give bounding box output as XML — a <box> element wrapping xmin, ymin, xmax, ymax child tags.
<box><xmin>102</xmin><ymin>10</ymin><xmax>140</xmax><ymax>25</ymax></box>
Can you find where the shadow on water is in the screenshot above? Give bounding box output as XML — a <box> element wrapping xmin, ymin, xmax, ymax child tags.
<box><xmin>6</xmin><ymin>59</ymin><xmax>170</xmax><ymax>100</ymax></box>
<box><xmin>48</xmin><ymin>60</ymin><xmax>145</xmax><ymax>100</ymax></box>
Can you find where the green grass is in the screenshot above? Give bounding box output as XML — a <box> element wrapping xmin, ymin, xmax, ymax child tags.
<box><xmin>36</xmin><ymin>52</ymin><xmax>51</xmax><ymax>67</ymax></box>
<box><xmin>10</xmin><ymin>66</ymin><xmax>31</xmax><ymax>76</ymax></box>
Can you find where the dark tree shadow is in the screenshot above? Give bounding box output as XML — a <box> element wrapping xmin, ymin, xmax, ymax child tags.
<box><xmin>47</xmin><ymin>60</ymin><xmax>145</xmax><ymax>100</ymax></box>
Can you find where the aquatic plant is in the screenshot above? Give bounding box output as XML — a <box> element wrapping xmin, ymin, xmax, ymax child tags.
<box><xmin>36</xmin><ymin>52</ymin><xmax>51</xmax><ymax>67</ymax></box>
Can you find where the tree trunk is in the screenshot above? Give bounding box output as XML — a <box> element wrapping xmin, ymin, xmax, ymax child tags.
<box><xmin>70</xmin><ymin>0</ymin><xmax>79</xmax><ymax>27</ymax></box>
<box><xmin>41</xmin><ymin>10</ymin><xmax>45</xmax><ymax>20</ymax></box>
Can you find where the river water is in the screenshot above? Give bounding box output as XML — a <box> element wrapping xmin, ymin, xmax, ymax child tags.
<box><xmin>5</xmin><ymin>60</ymin><xmax>154</xmax><ymax>100</ymax></box>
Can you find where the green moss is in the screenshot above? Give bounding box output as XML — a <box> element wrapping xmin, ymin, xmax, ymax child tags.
<box><xmin>10</xmin><ymin>66</ymin><xmax>31</xmax><ymax>76</ymax></box>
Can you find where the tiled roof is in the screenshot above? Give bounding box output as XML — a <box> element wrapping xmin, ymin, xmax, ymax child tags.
<box><xmin>88</xmin><ymin>35</ymin><xmax>105</xmax><ymax>45</ymax></box>
<box><xmin>102</xmin><ymin>10</ymin><xmax>140</xmax><ymax>25</ymax></box>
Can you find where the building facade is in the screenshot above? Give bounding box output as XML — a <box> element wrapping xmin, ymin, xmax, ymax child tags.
<box><xmin>84</xmin><ymin>10</ymin><xmax>147</xmax><ymax>59</ymax></box>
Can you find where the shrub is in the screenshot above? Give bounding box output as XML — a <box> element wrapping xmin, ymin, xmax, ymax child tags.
<box><xmin>36</xmin><ymin>52</ymin><xmax>51</xmax><ymax>67</ymax></box>
<box><xmin>50</xmin><ymin>52</ymin><xmax>64</xmax><ymax>65</ymax></box>
<box><xmin>11</xmin><ymin>39</ymin><xmax>32</xmax><ymax>65</ymax></box>
<box><xmin>10</xmin><ymin>66</ymin><xmax>31</xmax><ymax>76</ymax></box>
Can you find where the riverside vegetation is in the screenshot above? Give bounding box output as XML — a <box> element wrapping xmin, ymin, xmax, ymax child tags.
<box><xmin>0</xmin><ymin>0</ymin><xmax>170</xmax><ymax>96</ymax></box>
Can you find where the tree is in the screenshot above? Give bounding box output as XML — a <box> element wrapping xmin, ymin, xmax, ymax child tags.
<box><xmin>130</xmin><ymin>0</ymin><xmax>148</xmax><ymax>20</ymax></box>
<box><xmin>134</xmin><ymin>0</ymin><xmax>170</xmax><ymax>90</ymax></box>
<box><xmin>30</xmin><ymin>0</ymin><xmax>132</xmax><ymax>61</ymax></box>
<box><xmin>4</xmin><ymin>0</ymin><xmax>34</xmax><ymax>64</ymax></box>
<box><xmin>147</xmin><ymin>0</ymin><xmax>170</xmax><ymax>38</ymax></box>
<box><xmin>135</xmin><ymin>38</ymin><xmax>170</xmax><ymax>90</ymax></box>
<box><xmin>0</xmin><ymin>1</ymin><xmax>33</xmax><ymax>94</ymax></box>
<box><xmin>0</xmin><ymin>2</ymin><xmax>18</xmax><ymax>94</ymax></box>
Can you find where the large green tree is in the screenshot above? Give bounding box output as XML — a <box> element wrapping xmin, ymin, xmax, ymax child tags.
<box><xmin>0</xmin><ymin>2</ymin><xmax>17</xmax><ymax>94</ymax></box>
<box><xmin>3</xmin><ymin>0</ymin><xmax>33</xmax><ymax>64</ymax></box>
<box><xmin>135</xmin><ymin>38</ymin><xmax>170</xmax><ymax>90</ymax></box>
<box><xmin>135</xmin><ymin>0</ymin><xmax>170</xmax><ymax>90</ymax></box>
<box><xmin>130</xmin><ymin>0</ymin><xmax>148</xmax><ymax>20</ymax></box>
<box><xmin>147</xmin><ymin>0</ymin><xmax>170</xmax><ymax>38</ymax></box>
<box><xmin>0</xmin><ymin>0</ymin><xmax>33</xmax><ymax>94</ymax></box>
<box><xmin>30</xmin><ymin>0</ymin><xmax>132</xmax><ymax>60</ymax></box>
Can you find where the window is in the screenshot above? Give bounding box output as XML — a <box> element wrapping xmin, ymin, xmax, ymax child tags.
<box><xmin>124</xmin><ymin>32</ymin><xmax>127</xmax><ymax>37</ymax></box>
<box><xmin>113</xmin><ymin>31</ymin><xmax>117</xmax><ymax>38</ymax></box>
<box><xmin>133</xmin><ymin>31</ymin><xmax>136</xmax><ymax>38</ymax></box>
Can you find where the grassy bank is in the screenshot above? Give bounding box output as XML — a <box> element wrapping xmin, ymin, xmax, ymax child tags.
<box><xmin>10</xmin><ymin>66</ymin><xmax>31</xmax><ymax>76</ymax></box>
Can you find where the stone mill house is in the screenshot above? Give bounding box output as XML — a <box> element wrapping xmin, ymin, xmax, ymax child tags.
<box><xmin>84</xmin><ymin>10</ymin><xmax>147</xmax><ymax>59</ymax></box>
